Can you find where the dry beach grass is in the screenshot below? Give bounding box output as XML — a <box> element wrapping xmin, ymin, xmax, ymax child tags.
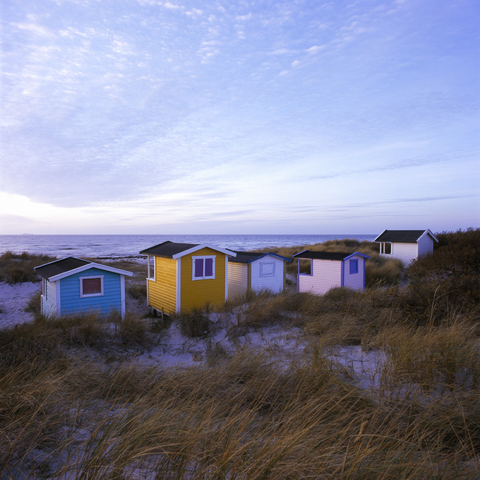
<box><xmin>1</xmin><ymin>231</ymin><xmax>480</xmax><ymax>478</ymax></box>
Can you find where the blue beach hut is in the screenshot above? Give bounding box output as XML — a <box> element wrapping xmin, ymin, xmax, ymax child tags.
<box><xmin>35</xmin><ymin>257</ymin><xmax>133</xmax><ymax>319</ymax></box>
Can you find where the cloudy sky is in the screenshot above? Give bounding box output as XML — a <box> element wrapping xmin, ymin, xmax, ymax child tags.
<box><xmin>1</xmin><ymin>0</ymin><xmax>479</xmax><ymax>235</ymax></box>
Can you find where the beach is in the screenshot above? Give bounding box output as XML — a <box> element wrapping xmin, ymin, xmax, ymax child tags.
<box><xmin>0</xmin><ymin>281</ymin><xmax>40</xmax><ymax>330</ymax></box>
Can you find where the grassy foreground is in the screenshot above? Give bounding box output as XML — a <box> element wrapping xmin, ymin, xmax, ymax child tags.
<box><xmin>1</xmin><ymin>231</ymin><xmax>480</xmax><ymax>478</ymax></box>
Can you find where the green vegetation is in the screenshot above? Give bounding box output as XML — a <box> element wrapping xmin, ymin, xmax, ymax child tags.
<box><xmin>1</xmin><ymin>231</ymin><xmax>480</xmax><ymax>477</ymax></box>
<box><xmin>0</xmin><ymin>251</ymin><xmax>56</xmax><ymax>284</ymax></box>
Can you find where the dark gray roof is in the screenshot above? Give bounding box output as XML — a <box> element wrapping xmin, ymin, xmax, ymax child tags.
<box><xmin>227</xmin><ymin>251</ymin><xmax>264</xmax><ymax>264</ymax></box>
<box><xmin>293</xmin><ymin>251</ymin><xmax>352</xmax><ymax>261</ymax></box>
<box><xmin>228</xmin><ymin>251</ymin><xmax>292</xmax><ymax>264</ymax></box>
<box><xmin>375</xmin><ymin>230</ymin><xmax>430</xmax><ymax>243</ymax></box>
<box><xmin>35</xmin><ymin>257</ymin><xmax>91</xmax><ymax>279</ymax></box>
<box><xmin>139</xmin><ymin>241</ymin><xmax>199</xmax><ymax>257</ymax></box>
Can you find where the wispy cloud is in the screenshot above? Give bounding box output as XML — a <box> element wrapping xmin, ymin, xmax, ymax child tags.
<box><xmin>1</xmin><ymin>0</ymin><xmax>478</xmax><ymax>233</ymax></box>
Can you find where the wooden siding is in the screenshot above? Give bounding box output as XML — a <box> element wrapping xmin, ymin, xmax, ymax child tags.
<box><xmin>42</xmin><ymin>279</ymin><xmax>57</xmax><ymax>317</ymax></box>
<box><xmin>250</xmin><ymin>257</ymin><xmax>285</xmax><ymax>293</ymax></box>
<box><xmin>180</xmin><ymin>247</ymin><xmax>226</xmax><ymax>311</ymax></box>
<box><xmin>148</xmin><ymin>257</ymin><xmax>177</xmax><ymax>314</ymax></box>
<box><xmin>384</xmin><ymin>243</ymin><xmax>418</xmax><ymax>265</ymax></box>
<box><xmin>59</xmin><ymin>267</ymin><xmax>122</xmax><ymax>317</ymax></box>
<box><xmin>418</xmin><ymin>235</ymin><xmax>434</xmax><ymax>258</ymax></box>
<box><xmin>343</xmin><ymin>256</ymin><xmax>365</xmax><ymax>291</ymax></box>
<box><xmin>228</xmin><ymin>262</ymin><xmax>248</xmax><ymax>299</ymax></box>
<box><xmin>298</xmin><ymin>259</ymin><xmax>342</xmax><ymax>295</ymax></box>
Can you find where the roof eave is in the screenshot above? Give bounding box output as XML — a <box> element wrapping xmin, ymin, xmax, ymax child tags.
<box><xmin>48</xmin><ymin>263</ymin><xmax>133</xmax><ymax>282</ymax></box>
<box><xmin>172</xmin><ymin>244</ymin><xmax>236</xmax><ymax>259</ymax></box>
<box><xmin>374</xmin><ymin>229</ymin><xmax>387</xmax><ymax>242</ymax></box>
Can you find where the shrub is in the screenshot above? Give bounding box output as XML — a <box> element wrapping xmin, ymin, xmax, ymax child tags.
<box><xmin>406</xmin><ymin>228</ymin><xmax>480</xmax><ymax>280</ymax></box>
<box><xmin>396</xmin><ymin>274</ymin><xmax>480</xmax><ymax>325</ymax></box>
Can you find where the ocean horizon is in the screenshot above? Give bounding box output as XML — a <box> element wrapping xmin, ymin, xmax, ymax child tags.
<box><xmin>0</xmin><ymin>234</ymin><xmax>377</xmax><ymax>259</ymax></box>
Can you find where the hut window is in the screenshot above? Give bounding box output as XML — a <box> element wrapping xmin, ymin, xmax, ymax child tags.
<box><xmin>148</xmin><ymin>256</ymin><xmax>156</xmax><ymax>281</ymax></box>
<box><xmin>260</xmin><ymin>262</ymin><xmax>275</xmax><ymax>277</ymax></box>
<box><xmin>350</xmin><ymin>259</ymin><xmax>359</xmax><ymax>274</ymax></box>
<box><xmin>380</xmin><ymin>242</ymin><xmax>392</xmax><ymax>254</ymax></box>
<box><xmin>192</xmin><ymin>256</ymin><xmax>216</xmax><ymax>280</ymax></box>
<box><xmin>80</xmin><ymin>276</ymin><xmax>104</xmax><ymax>297</ymax></box>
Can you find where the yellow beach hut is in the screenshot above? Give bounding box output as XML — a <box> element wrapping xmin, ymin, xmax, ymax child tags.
<box><xmin>139</xmin><ymin>241</ymin><xmax>236</xmax><ymax>314</ymax></box>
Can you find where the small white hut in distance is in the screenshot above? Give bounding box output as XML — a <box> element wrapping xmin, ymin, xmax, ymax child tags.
<box><xmin>374</xmin><ymin>229</ymin><xmax>438</xmax><ymax>265</ymax></box>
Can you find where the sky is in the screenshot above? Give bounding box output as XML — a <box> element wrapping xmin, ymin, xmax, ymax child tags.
<box><xmin>0</xmin><ymin>0</ymin><xmax>479</xmax><ymax>235</ymax></box>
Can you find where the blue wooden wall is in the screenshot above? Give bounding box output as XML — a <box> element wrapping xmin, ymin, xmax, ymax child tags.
<box><xmin>59</xmin><ymin>267</ymin><xmax>122</xmax><ymax>317</ymax></box>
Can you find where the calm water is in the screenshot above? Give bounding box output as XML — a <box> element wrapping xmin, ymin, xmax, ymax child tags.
<box><xmin>0</xmin><ymin>234</ymin><xmax>377</xmax><ymax>259</ymax></box>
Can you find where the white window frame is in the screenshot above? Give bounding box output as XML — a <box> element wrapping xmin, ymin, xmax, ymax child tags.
<box><xmin>80</xmin><ymin>275</ymin><xmax>104</xmax><ymax>298</ymax></box>
<box><xmin>192</xmin><ymin>255</ymin><xmax>216</xmax><ymax>280</ymax></box>
<box><xmin>147</xmin><ymin>255</ymin><xmax>156</xmax><ymax>281</ymax></box>
<box><xmin>260</xmin><ymin>262</ymin><xmax>276</xmax><ymax>277</ymax></box>
<box><xmin>380</xmin><ymin>242</ymin><xmax>392</xmax><ymax>255</ymax></box>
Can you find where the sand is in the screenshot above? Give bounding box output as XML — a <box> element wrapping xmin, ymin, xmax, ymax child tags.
<box><xmin>0</xmin><ymin>281</ymin><xmax>40</xmax><ymax>330</ymax></box>
<box><xmin>0</xmin><ymin>268</ymin><xmax>386</xmax><ymax>393</ymax></box>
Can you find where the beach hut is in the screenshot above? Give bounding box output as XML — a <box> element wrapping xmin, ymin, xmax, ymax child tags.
<box><xmin>227</xmin><ymin>251</ymin><xmax>291</xmax><ymax>298</ymax></box>
<box><xmin>35</xmin><ymin>257</ymin><xmax>133</xmax><ymax>318</ymax></box>
<box><xmin>139</xmin><ymin>241</ymin><xmax>235</xmax><ymax>315</ymax></box>
<box><xmin>293</xmin><ymin>251</ymin><xmax>369</xmax><ymax>295</ymax></box>
<box><xmin>374</xmin><ymin>229</ymin><xmax>438</xmax><ymax>264</ymax></box>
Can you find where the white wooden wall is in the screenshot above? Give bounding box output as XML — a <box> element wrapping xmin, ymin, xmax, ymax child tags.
<box><xmin>41</xmin><ymin>279</ymin><xmax>57</xmax><ymax>317</ymax></box>
<box><xmin>387</xmin><ymin>243</ymin><xmax>418</xmax><ymax>265</ymax></box>
<box><xmin>250</xmin><ymin>257</ymin><xmax>285</xmax><ymax>293</ymax></box>
<box><xmin>298</xmin><ymin>259</ymin><xmax>341</xmax><ymax>295</ymax></box>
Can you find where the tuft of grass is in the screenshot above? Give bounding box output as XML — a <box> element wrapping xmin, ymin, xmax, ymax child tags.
<box><xmin>119</xmin><ymin>316</ymin><xmax>148</xmax><ymax>347</ymax></box>
<box><xmin>365</xmin><ymin>255</ymin><xmax>404</xmax><ymax>287</ymax></box>
<box><xmin>205</xmin><ymin>340</ymin><xmax>230</xmax><ymax>366</ymax></box>
<box><xmin>24</xmin><ymin>291</ymin><xmax>42</xmax><ymax>316</ymax></box>
<box><xmin>377</xmin><ymin>321</ymin><xmax>480</xmax><ymax>396</ymax></box>
<box><xmin>178</xmin><ymin>303</ymin><xmax>213</xmax><ymax>338</ymax></box>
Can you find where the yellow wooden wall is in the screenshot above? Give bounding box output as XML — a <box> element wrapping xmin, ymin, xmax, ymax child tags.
<box><xmin>148</xmin><ymin>257</ymin><xmax>177</xmax><ymax>314</ymax></box>
<box><xmin>180</xmin><ymin>248</ymin><xmax>226</xmax><ymax>311</ymax></box>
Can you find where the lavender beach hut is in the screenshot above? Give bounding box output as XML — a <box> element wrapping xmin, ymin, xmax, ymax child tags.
<box><xmin>293</xmin><ymin>251</ymin><xmax>369</xmax><ymax>295</ymax></box>
<box><xmin>35</xmin><ymin>257</ymin><xmax>133</xmax><ymax>318</ymax></box>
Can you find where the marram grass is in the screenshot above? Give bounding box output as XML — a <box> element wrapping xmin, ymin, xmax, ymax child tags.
<box><xmin>2</xmin><ymin>318</ymin><xmax>480</xmax><ymax>478</ymax></box>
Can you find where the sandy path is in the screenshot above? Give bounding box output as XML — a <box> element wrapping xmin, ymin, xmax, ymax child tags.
<box><xmin>0</xmin><ymin>281</ymin><xmax>40</xmax><ymax>329</ymax></box>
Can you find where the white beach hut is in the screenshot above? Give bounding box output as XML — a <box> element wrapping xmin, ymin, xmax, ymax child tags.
<box><xmin>374</xmin><ymin>229</ymin><xmax>438</xmax><ymax>265</ymax></box>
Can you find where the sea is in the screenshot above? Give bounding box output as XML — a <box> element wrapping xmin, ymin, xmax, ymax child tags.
<box><xmin>0</xmin><ymin>234</ymin><xmax>377</xmax><ymax>259</ymax></box>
